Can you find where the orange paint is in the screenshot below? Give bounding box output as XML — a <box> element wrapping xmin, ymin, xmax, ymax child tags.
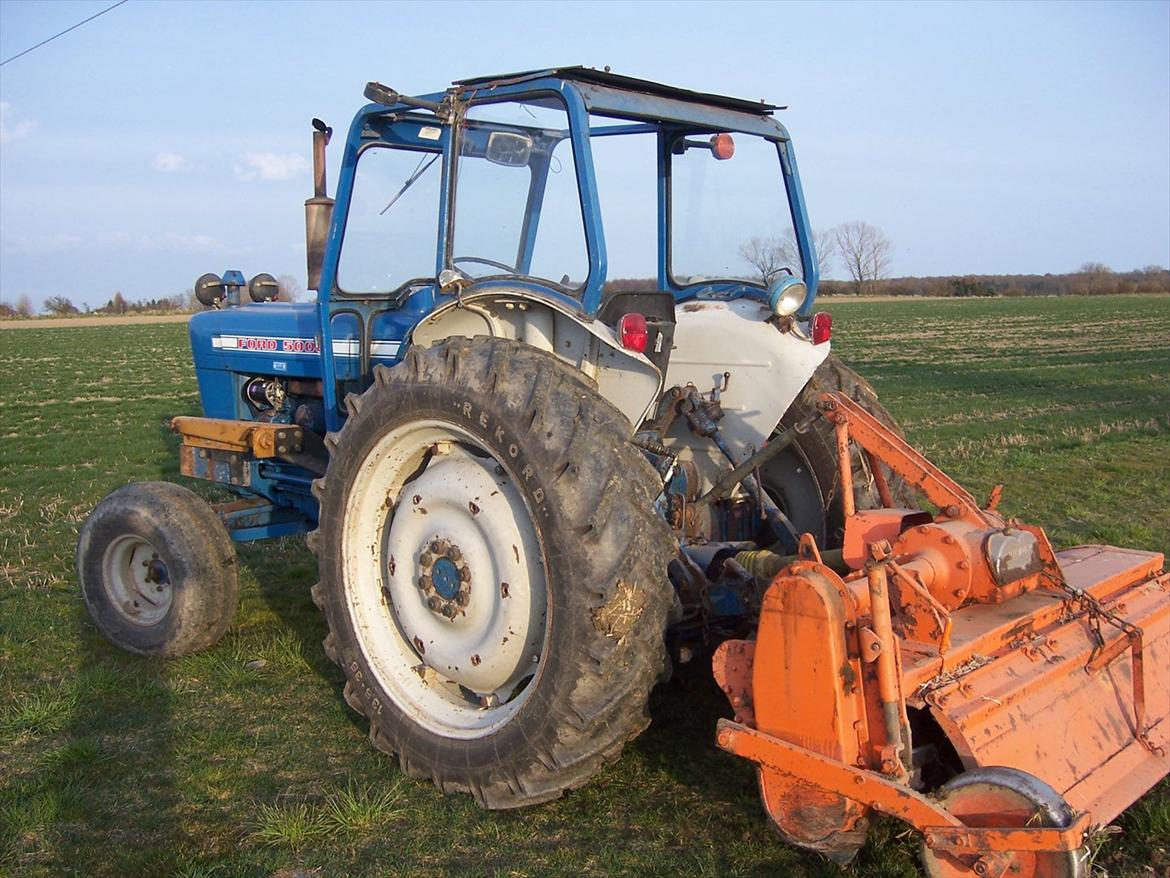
<box><xmin>715</xmin><ymin>391</ymin><xmax>1170</xmax><ymax>871</ymax></box>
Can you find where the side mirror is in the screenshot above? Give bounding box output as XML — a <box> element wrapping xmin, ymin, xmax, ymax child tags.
<box><xmin>485</xmin><ymin>132</ymin><xmax>533</xmax><ymax>167</ymax></box>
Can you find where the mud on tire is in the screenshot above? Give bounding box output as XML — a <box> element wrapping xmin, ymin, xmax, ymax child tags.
<box><xmin>310</xmin><ymin>336</ymin><xmax>676</xmax><ymax>808</ymax></box>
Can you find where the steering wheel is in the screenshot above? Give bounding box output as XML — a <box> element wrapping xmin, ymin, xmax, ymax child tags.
<box><xmin>452</xmin><ymin>256</ymin><xmax>516</xmax><ymax>275</ymax></box>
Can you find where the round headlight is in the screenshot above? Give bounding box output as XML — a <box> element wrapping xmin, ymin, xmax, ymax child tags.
<box><xmin>248</xmin><ymin>272</ymin><xmax>279</xmax><ymax>303</ymax></box>
<box><xmin>194</xmin><ymin>273</ymin><xmax>224</xmax><ymax>308</ymax></box>
<box><xmin>767</xmin><ymin>276</ymin><xmax>807</xmax><ymax>317</ymax></box>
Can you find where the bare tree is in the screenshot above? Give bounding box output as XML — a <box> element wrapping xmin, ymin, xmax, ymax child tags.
<box><xmin>16</xmin><ymin>295</ymin><xmax>33</xmax><ymax>317</ymax></box>
<box><xmin>739</xmin><ymin>229</ymin><xmax>835</xmax><ymax>285</ymax></box>
<box><xmin>810</xmin><ymin>228</ymin><xmax>837</xmax><ymax>278</ymax></box>
<box><xmin>99</xmin><ymin>291</ymin><xmax>128</xmax><ymax>314</ymax></box>
<box><xmin>276</xmin><ymin>274</ymin><xmax>304</xmax><ymax>302</ymax></box>
<box><xmin>834</xmin><ymin>221</ymin><xmax>892</xmax><ymax>296</ymax></box>
<box><xmin>739</xmin><ymin>236</ymin><xmax>795</xmax><ymax>285</ymax></box>
<box><xmin>43</xmin><ymin>296</ymin><xmax>80</xmax><ymax>315</ymax></box>
<box><xmin>1077</xmin><ymin>262</ymin><xmax>1113</xmax><ymax>295</ymax></box>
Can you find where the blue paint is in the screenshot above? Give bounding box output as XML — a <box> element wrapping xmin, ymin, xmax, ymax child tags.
<box><xmin>431</xmin><ymin>557</ymin><xmax>461</xmax><ymax>600</ymax></box>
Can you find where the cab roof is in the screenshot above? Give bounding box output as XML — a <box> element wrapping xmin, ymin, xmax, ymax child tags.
<box><xmin>452</xmin><ymin>67</ymin><xmax>782</xmax><ymax>116</ymax></box>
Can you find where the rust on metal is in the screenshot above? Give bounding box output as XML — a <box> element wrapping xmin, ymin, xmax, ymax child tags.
<box><xmin>711</xmin><ymin>639</ymin><xmax>756</xmax><ymax>725</ymax></box>
<box><xmin>171</xmin><ymin>416</ymin><xmax>303</xmax><ymax>459</ymax></box>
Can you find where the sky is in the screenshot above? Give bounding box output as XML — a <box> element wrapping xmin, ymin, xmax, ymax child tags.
<box><xmin>0</xmin><ymin>0</ymin><xmax>1167</xmax><ymax>309</ymax></box>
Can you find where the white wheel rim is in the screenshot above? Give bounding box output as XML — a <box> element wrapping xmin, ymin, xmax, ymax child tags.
<box><xmin>100</xmin><ymin>535</ymin><xmax>173</xmax><ymax>626</ymax></box>
<box><xmin>341</xmin><ymin>419</ymin><xmax>548</xmax><ymax>739</ymax></box>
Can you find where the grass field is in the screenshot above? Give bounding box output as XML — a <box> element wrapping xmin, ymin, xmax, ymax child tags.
<box><xmin>1</xmin><ymin>294</ymin><xmax>1168</xmax><ymax>877</ymax></box>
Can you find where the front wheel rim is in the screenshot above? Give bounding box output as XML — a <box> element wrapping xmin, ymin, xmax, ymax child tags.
<box><xmin>100</xmin><ymin>535</ymin><xmax>173</xmax><ymax>626</ymax></box>
<box><xmin>340</xmin><ymin>418</ymin><xmax>548</xmax><ymax>739</ymax></box>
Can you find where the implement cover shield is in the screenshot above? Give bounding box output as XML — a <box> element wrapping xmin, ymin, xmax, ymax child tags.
<box><xmin>923</xmin><ymin>546</ymin><xmax>1169</xmax><ymax>825</ymax></box>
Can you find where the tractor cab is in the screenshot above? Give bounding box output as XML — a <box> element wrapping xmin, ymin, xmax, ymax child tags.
<box><xmin>307</xmin><ymin>68</ymin><xmax>822</xmax><ymax>429</ymax></box>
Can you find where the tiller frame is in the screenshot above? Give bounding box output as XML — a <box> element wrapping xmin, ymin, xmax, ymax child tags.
<box><xmin>713</xmin><ymin>391</ymin><xmax>1170</xmax><ymax>874</ymax></box>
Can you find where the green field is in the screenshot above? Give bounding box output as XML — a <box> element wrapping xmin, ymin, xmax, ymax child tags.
<box><xmin>1</xmin><ymin>295</ymin><xmax>1168</xmax><ymax>877</ymax></box>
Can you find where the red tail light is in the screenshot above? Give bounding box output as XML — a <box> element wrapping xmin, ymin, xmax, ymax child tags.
<box><xmin>619</xmin><ymin>312</ymin><xmax>649</xmax><ymax>353</ymax></box>
<box><xmin>811</xmin><ymin>311</ymin><xmax>832</xmax><ymax>345</ymax></box>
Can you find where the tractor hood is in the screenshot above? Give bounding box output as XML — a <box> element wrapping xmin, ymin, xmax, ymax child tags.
<box><xmin>190</xmin><ymin>303</ymin><xmax>325</xmax><ymax>380</ymax></box>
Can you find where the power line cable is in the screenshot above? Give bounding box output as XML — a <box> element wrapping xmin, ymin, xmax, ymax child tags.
<box><xmin>0</xmin><ymin>0</ymin><xmax>130</xmax><ymax>68</ymax></box>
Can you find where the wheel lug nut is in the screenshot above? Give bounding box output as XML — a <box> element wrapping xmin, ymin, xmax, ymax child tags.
<box><xmin>427</xmin><ymin>596</ymin><xmax>442</xmax><ymax>611</ymax></box>
<box><xmin>419</xmin><ymin>552</ymin><xmax>433</xmax><ymax>567</ymax></box>
<box><xmin>448</xmin><ymin>547</ymin><xmax>462</xmax><ymax>562</ymax></box>
<box><xmin>458</xmin><ymin>567</ymin><xmax>470</xmax><ymax>582</ymax></box>
<box><xmin>418</xmin><ymin>574</ymin><xmax>432</xmax><ymax>590</ymax></box>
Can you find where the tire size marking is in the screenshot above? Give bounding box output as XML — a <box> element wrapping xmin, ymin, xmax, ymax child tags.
<box><xmin>349</xmin><ymin>661</ymin><xmax>384</xmax><ymax>715</ymax></box>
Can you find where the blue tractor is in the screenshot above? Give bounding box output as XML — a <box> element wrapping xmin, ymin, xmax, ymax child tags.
<box><xmin>77</xmin><ymin>68</ymin><xmax>897</xmax><ymax>814</ymax></box>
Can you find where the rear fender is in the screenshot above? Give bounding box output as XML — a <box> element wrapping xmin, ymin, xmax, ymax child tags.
<box><xmin>662</xmin><ymin>298</ymin><xmax>830</xmax><ymax>492</ymax></box>
<box><xmin>409</xmin><ymin>289</ymin><xmax>662</xmax><ymax>428</ymax></box>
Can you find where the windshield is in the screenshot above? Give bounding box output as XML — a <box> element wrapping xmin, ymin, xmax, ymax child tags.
<box><xmin>669</xmin><ymin>133</ymin><xmax>800</xmax><ymax>287</ymax></box>
<box><xmin>336</xmin><ymin>142</ymin><xmax>443</xmax><ymax>294</ymax></box>
<box><xmin>451</xmin><ymin>98</ymin><xmax>589</xmax><ymax>291</ymax></box>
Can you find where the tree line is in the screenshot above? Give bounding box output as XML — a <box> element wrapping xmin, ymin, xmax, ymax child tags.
<box><xmin>736</xmin><ymin>221</ymin><xmax>1168</xmax><ymax>298</ymax></box>
<box><xmin>819</xmin><ymin>263</ymin><xmax>1169</xmax><ymax>298</ymax></box>
<box><xmin>3</xmin><ymin>257</ymin><xmax>1167</xmax><ymax>318</ymax></box>
<box><xmin>0</xmin><ymin>275</ymin><xmax>305</xmax><ymax>318</ymax></box>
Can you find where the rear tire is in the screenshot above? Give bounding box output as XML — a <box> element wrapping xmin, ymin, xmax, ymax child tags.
<box><xmin>762</xmin><ymin>353</ymin><xmax>913</xmax><ymax>549</ymax></box>
<box><xmin>310</xmin><ymin>337</ymin><xmax>676</xmax><ymax>808</ymax></box>
<box><xmin>76</xmin><ymin>481</ymin><xmax>239</xmax><ymax>657</ymax></box>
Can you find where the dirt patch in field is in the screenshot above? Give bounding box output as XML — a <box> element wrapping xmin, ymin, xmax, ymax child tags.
<box><xmin>0</xmin><ymin>314</ymin><xmax>192</xmax><ymax>330</ymax></box>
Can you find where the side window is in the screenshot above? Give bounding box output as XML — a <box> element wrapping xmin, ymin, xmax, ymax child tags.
<box><xmin>338</xmin><ymin>145</ymin><xmax>442</xmax><ymax>294</ymax></box>
<box><xmin>527</xmin><ymin>135</ymin><xmax>587</xmax><ymax>287</ymax></box>
<box><xmin>589</xmin><ymin>122</ymin><xmax>659</xmax><ymax>289</ymax></box>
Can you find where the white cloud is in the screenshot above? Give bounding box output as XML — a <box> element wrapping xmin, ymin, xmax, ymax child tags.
<box><xmin>234</xmin><ymin>151</ymin><xmax>309</xmax><ymax>182</ymax></box>
<box><xmin>153</xmin><ymin>151</ymin><xmax>186</xmax><ymax>172</ymax></box>
<box><xmin>1</xmin><ymin>233</ymin><xmax>83</xmax><ymax>254</ymax></box>
<box><xmin>0</xmin><ymin>102</ymin><xmax>35</xmax><ymax>144</ymax></box>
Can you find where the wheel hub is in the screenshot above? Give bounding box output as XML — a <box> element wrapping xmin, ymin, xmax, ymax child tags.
<box><xmin>100</xmin><ymin>535</ymin><xmax>173</xmax><ymax>626</ymax></box>
<box><xmin>417</xmin><ymin>539</ymin><xmax>471</xmax><ymax>617</ymax></box>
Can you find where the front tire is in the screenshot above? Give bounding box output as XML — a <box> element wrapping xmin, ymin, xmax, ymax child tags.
<box><xmin>76</xmin><ymin>481</ymin><xmax>240</xmax><ymax>657</ymax></box>
<box><xmin>310</xmin><ymin>337</ymin><xmax>676</xmax><ymax>808</ymax></box>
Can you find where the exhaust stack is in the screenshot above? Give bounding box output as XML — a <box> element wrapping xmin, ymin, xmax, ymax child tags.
<box><xmin>304</xmin><ymin>118</ymin><xmax>334</xmax><ymax>291</ymax></box>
